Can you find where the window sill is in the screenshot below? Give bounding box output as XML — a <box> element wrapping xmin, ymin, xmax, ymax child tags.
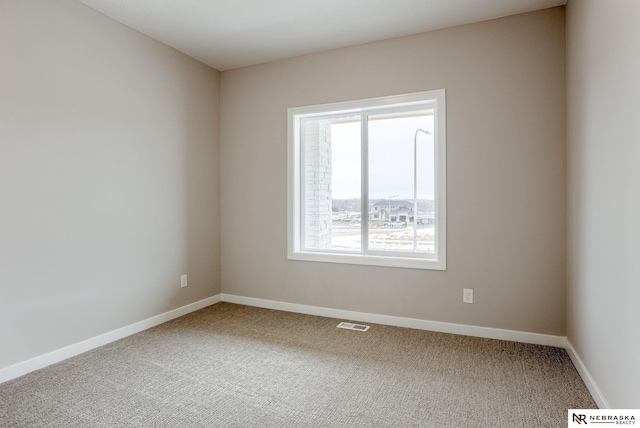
<box><xmin>288</xmin><ymin>250</ymin><xmax>446</xmax><ymax>271</ymax></box>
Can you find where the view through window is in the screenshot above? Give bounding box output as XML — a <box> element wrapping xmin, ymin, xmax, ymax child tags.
<box><xmin>289</xmin><ymin>90</ymin><xmax>446</xmax><ymax>270</ymax></box>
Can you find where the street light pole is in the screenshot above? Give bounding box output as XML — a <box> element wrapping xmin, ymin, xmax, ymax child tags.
<box><xmin>414</xmin><ymin>129</ymin><xmax>430</xmax><ymax>251</ymax></box>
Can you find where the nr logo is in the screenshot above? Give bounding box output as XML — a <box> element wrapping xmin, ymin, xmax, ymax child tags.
<box><xmin>573</xmin><ymin>413</ymin><xmax>588</xmax><ymax>424</ymax></box>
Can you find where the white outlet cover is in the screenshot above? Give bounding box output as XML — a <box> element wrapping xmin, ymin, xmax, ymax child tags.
<box><xmin>181</xmin><ymin>274</ymin><xmax>188</xmax><ymax>288</ymax></box>
<box><xmin>463</xmin><ymin>288</ymin><xmax>473</xmax><ymax>304</ymax></box>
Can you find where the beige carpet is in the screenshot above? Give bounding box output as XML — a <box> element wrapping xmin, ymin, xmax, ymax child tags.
<box><xmin>0</xmin><ymin>302</ymin><xmax>596</xmax><ymax>427</ymax></box>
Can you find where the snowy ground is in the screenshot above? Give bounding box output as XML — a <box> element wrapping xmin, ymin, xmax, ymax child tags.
<box><xmin>331</xmin><ymin>223</ymin><xmax>435</xmax><ymax>252</ymax></box>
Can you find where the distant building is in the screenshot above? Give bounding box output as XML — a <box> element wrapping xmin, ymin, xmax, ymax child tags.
<box><xmin>370</xmin><ymin>200</ymin><xmax>414</xmax><ymax>222</ymax></box>
<box><xmin>369</xmin><ymin>200</ymin><xmax>435</xmax><ymax>224</ymax></box>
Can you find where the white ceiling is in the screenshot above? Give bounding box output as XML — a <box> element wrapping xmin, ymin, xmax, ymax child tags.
<box><xmin>78</xmin><ymin>0</ymin><xmax>567</xmax><ymax>71</ymax></box>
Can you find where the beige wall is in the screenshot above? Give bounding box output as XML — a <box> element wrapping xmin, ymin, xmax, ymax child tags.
<box><xmin>0</xmin><ymin>0</ymin><xmax>221</xmax><ymax>370</ymax></box>
<box><xmin>220</xmin><ymin>9</ymin><xmax>566</xmax><ymax>335</ymax></box>
<box><xmin>567</xmin><ymin>0</ymin><xmax>640</xmax><ymax>408</ymax></box>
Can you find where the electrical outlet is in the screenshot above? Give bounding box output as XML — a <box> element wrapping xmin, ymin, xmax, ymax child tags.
<box><xmin>463</xmin><ymin>288</ymin><xmax>473</xmax><ymax>304</ymax></box>
<box><xmin>181</xmin><ymin>274</ymin><xmax>188</xmax><ymax>288</ymax></box>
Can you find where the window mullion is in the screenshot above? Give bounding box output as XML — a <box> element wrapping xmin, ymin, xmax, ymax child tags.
<box><xmin>361</xmin><ymin>113</ymin><xmax>369</xmax><ymax>254</ymax></box>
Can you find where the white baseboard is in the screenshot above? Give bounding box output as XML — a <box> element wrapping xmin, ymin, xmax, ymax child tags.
<box><xmin>0</xmin><ymin>294</ymin><xmax>222</xmax><ymax>385</ymax></box>
<box><xmin>564</xmin><ymin>338</ymin><xmax>610</xmax><ymax>409</ymax></box>
<box><xmin>221</xmin><ymin>294</ymin><xmax>566</xmax><ymax>348</ymax></box>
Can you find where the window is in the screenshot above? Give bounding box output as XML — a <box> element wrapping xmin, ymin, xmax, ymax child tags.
<box><xmin>288</xmin><ymin>89</ymin><xmax>446</xmax><ymax>270</ymax></box>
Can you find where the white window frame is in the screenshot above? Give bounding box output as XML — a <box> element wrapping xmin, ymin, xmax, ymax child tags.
<box><xmin>287</xmin><ymin>89</ymin><xmax>446</xmax><ymax>270</ymax></box>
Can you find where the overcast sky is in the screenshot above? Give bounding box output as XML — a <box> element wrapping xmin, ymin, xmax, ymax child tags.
<box><xmin>331</xmin><ymin>114</ymin><xmax>435</xmax><ymax>200</ymax></box>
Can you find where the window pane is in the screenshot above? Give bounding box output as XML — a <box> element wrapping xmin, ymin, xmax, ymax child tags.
<box><xmin>302</xmin><ymin>115</ymin><xmax>361</xmax><ymax>251</ymax></box>
<box><xmin>367</xmin><ymin>110</ymin><xmax>435</xmax><ymax>253</ymax></box>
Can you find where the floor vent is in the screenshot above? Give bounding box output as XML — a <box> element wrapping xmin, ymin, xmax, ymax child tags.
<box><xmin>337</xmin><ymin>322</ymin><xmax>370</xmax><ymax>332</ymax></box>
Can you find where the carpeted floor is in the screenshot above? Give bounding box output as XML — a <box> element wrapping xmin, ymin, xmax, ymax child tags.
<box><xmin>0</xmin><ymin>302</ymin><xmax>596</xmax><ymax>427</ymax></box>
